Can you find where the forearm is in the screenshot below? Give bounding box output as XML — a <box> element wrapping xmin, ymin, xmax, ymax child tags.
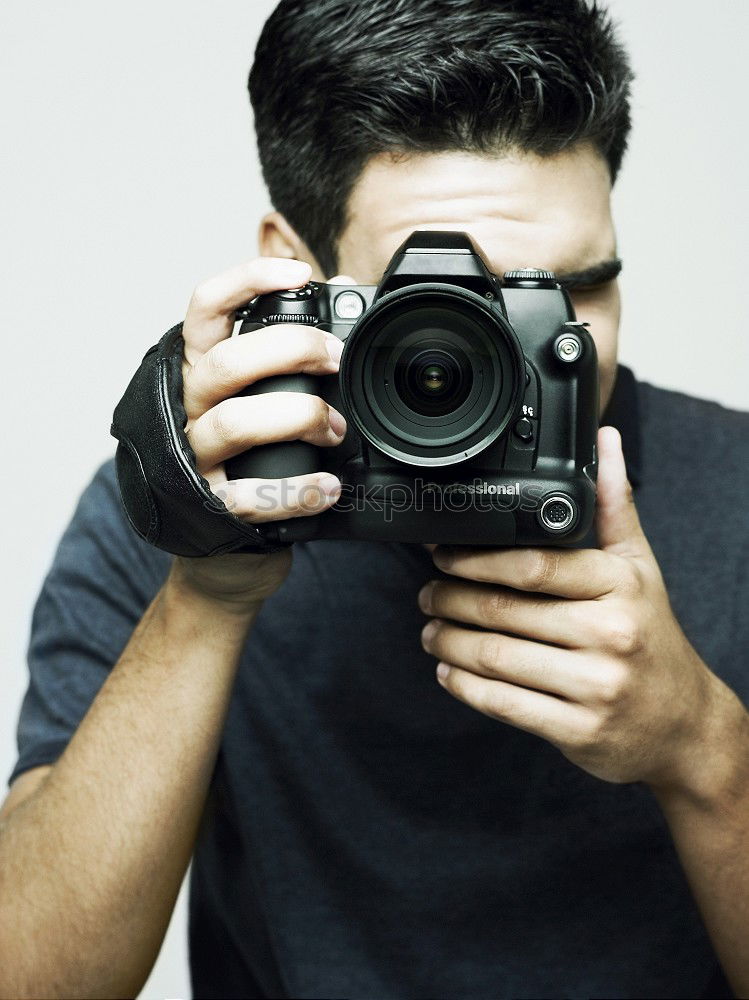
<box><xmin>651</xmin><ymin>678</ymin><xmax>749</xmax><ymax>999</ymax></box>
<box><xmin>0</xmin><ymin>565</ymin><xmax>260</xmax><ymax>999</ymax></box>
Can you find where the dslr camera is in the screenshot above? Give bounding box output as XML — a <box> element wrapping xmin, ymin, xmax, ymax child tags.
<box><xmin>226</xmin><ymin>231</ymin><xmax>598</xmax><ymax>546</ymax></box>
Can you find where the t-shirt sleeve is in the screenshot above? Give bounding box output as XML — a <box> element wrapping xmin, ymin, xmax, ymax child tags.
<box><xmin>7</xmin><ymin>460</ymin><xmax>171</xmax><ymax>788</ymax></box>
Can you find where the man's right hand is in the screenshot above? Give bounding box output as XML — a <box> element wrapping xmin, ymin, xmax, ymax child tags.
<box><xmin>173</xmin><ymin>256</ymin><xmax>348</xmax><ymax>607</ymax></box>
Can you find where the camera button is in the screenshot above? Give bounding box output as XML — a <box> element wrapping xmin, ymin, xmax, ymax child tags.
<box><xmin>513</xmin><ymin>417</ymin><xmax>534</xmax><ymax>442</ymax></box>
<box><xmin>334</xmin><ymin>290</ymin><xmax>365</xmax><ymax>320</ymax></box>
<box><xmin>277</xmin><ymin>283</ymin><xmax>317</xmax><ymax>301</ymax></box>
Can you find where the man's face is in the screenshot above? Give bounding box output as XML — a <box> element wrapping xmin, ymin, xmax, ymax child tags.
<box><xmin>329</xmin><ymin>143</ymin><xmax>620</xmax><ymax>411</ymax></box>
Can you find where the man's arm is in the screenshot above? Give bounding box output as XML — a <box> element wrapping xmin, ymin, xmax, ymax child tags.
<box><xmin>0</xmin><ymin>766</ymin><xmax>52</xmax><ymax>823</ymax></box>
<box><xmin>652</xmin><ymin>696</ymin><xmax>749</xmax><ymax>999</ymax></box>
<box><xmin>418</xmin><ymin>426</ymin><xmax>749</xmax><ymax>996</ymax></box>
<box><xmin>0</xmin><ymin>568</ymin><xmax>262</xmax><ymax>999</ymax></box>
<box><xmin>0</xmin><ymin>254</ymin><xmax>349</xmax><ymax>998</ymax></box>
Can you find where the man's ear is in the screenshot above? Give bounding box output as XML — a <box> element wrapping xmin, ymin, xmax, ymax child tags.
<box><xmin>258</xmin><ymin>211</ymin><xmax>326</xmax><ymax>280</ymax></box>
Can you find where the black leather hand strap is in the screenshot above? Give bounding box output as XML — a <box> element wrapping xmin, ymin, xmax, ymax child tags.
<box><xmin>110</xmin><ymin>323</ymin><xmax>282</xmax><ymax>557</ymax></box>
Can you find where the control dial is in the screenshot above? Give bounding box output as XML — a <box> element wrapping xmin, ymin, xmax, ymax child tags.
<box><xmin>502</xmin><ymin>268</ymin><xmax>557</xmax><ymax>288</ymax></box>
<box><xmin>236</xmin><ymin>281</ymin><xmax>322</xmax><ymax>323</ymax></box>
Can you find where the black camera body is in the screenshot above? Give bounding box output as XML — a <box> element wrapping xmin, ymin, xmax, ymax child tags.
<box><xmin>226</xmin><ymin>231</ymin><xmax>598</xmax><ymax>546</ymax></box>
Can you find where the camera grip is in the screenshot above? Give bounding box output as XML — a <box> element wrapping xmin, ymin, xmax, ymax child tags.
<box><xmin>224</xmin><ymin>373</ymin><xmax>321</xmax><ymax>482</ymax></box>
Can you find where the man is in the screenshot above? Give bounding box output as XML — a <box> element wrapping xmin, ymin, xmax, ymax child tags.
<box><xmin>1</xmin><ymin>0</ymin><xmax>747</xmax><ymax>997</ymax></box>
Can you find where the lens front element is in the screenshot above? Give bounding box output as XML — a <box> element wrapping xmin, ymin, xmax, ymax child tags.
<box><xmin>397</xmin><ymin>346</ymin><xmax>472</xmax><ymax>417</ymax></box>
<box><xmin>421</xmin><ymin>363</ymin><xmax>447</xmax><ymax>393</ymax></box>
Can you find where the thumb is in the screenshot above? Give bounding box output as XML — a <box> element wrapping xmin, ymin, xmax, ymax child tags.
<box><xmin>595</xmin><ymin>426</ymin><xmax>651</xmax><ymax>559</ymax></box>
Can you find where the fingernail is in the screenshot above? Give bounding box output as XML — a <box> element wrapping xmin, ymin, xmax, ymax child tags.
<box><xmin>328</xmin><ymin>408</ymin><xmax>347</xmax><ymax>438</ymax></box>
<box><xmin>421</xmin><ymin>618</ymin><xmax>439</xmax><ymax>646</ymax></box>
<box><xmin>418</xmin><ymin>581</ymin><xmax>434</xmax><ymax>612</ymax></box>
<box><xmin>317</xmin><ymin>474</ymin><xmax>341</xmax><ymax>501</ymax></box>
<box><xmin>325</xmin><ymin>336</ymin><xmax>344</xmax><ymax>365</ymax></box>
<box><xmin>436</xmin><ymin>662</ymin><xmax>450</xmax><ymax>682</ymax></box>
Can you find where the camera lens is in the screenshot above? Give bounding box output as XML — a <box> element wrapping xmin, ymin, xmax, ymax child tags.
<box><xmin>340</xmin><ymin>285</ymin><xmax>524</xmax><ymax>467</ymax></box>
<box><xmin>396</xmin><ymin>348</ymin><xmax>471</xmax><ymax>416</ymax></box>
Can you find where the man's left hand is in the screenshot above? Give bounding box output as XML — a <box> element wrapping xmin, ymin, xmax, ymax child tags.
<box><xmin>419</xmin><ymin>426</ymin><xmax>727</xmax><ymax>791</ymax></box>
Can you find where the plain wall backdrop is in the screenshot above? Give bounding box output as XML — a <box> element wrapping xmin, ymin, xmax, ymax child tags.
<box><xmin>1</xmin><ymin>1</ymin><xmax>746</xmax><ymax>997</ymax></box>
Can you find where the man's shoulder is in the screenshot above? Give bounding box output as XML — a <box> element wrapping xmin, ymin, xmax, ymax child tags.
<box><xmin>632</xmin><ymin>379</ymin><xmax>749</xmax><ymax>692</ymax></box>
<box><xmin>59</xmin><ymin>456</ymin><xmax>171</xmax><ymax>592</ymax></box>
<box><xmin>631</xmin><ymin>376</ymin><xmax>749</xmax><ymax>609</ymax></box>
<box><xmin>87</xmin><ymin>455</ymin><xmax>120</xmax><ymax>507</ymax></box>
<box><xmin>73</xmin><ymin>456</ymin><xmax>132</xmax><ymax>538</ymax></box>
<box><xmin>635</xmin><ymin>378</ymin><xmax>749</xmax><ymax>488</ymax></box>
<box><xmin>637</xmin><ymin>378</ymin><xmax>748</xmax><ymax>430</ymax></box>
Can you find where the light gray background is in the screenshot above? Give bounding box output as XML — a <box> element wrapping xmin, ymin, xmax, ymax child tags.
<box><xmin>1</xmin><ymin>2</ymin><xmax>746</xmax><ymax>997</ymax></box>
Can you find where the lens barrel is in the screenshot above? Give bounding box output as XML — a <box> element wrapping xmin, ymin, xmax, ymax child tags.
<box><xmin>339</xmin><ymin>284</ymin><xmax>524</xmax><ymax>467</ymax></box>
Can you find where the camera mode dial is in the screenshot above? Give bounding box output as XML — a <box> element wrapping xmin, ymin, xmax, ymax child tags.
<box><xmin>236</xmin><ymin>282</ymin><xmax>322</xmax><ymax>323</ymax></box>
<box><xmin>503</xmin><ymin>268</ymin><xmax>557</xmax><ymax>289</ymax></box>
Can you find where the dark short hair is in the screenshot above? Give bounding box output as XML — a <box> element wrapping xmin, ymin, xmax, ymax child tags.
<box><xmin>250</xmin><ymin>0</ymin><xmax>633</xmax><ymax>276</ymax></box>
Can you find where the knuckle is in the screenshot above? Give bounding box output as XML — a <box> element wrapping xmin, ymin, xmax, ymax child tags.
<box><xmin>574</xmin><ymin>714</ymin><xmax>606</xmax><ymax>751</ymax></box>
<box><xmin>485</xmin><ymin>689</ymin><xmax>510</xmax><ymax>719</ymax></box>
<box><xmin>304</xmin><ymin>395</ymin><xmax>331</xmax><ymax>433</ymax></box>
<box><xmin>485</xmin><ymin>685</ymin><xmax>530</xmax><ymax>726</ymax></box>
<box><xmin>521</xmin><ymin>550</ymin><xmax>560</xmax><ymax>591</ymax></box>
<box><xmin>309</xmin><ymin>329</ymin><xmax>333</xmax><ymax>365</ymax></box>
<box><xmin>595</xmin><ymin>662</ymin><xmax>629</xmax><ymax>704</ymax></box>
<box><xmin>278</xmin><ymin>326</ymin><xmax>319</xmax><ymax>366</ymax></box>
<box><xmin>566</xmin><ymin>729</ymin><xmax>592</xmax><ymax>756</ymax></box>
<box><xmin>614</xmin><ymin>560</ymin><xmax>643</xmax><ymax>597</ymax></box>
<box><xmin>601</xmin><ymin>610</ymin><xmax>642</xmax><ymax>656</ymax></box>
<box><xmin>206</xmin><ymin>342</ymin><xmax>235</xmax><ymax>388</ymax></box>
<box><xmin>211</xmin><ymin>400</ymin><xmax>242</xmax><ymax>446</ymax></box>
<box><xmin>189</xmin><ymin>281</ymin><xmax>216</xmax><ymax>316</ymax></box>
<box><xmin>477</xmin><ymin>587</ymin><xmax>513</xmax><ymax>625</ymax></box>
<box><xmin>477</xmin><ymin>634</ymin><xmax>504</xmax><ymax>674</ymax></box>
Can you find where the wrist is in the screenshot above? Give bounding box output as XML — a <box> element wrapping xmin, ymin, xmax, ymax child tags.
<box><xmin>164</xmin><ymin>561</ymin><xmax>265</xmax><ymax>630</ymax></box>
<box><xmin>650</xmin><ymin>673</ymin><xmax>749</xmax><ymax>813</ymax></box>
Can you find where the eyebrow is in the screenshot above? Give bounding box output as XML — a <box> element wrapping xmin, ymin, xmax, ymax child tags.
<box><xmin>555</xmin><ymin>257</ymin><xmax>622</xmax><ymax>290</ymax></box>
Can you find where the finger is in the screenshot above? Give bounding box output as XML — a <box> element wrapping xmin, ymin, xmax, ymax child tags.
<box><xmin>182</xmin><ymin>257</ymin><xmax>312</xmax><ymax>362</ymax></box>
<box><xmin>209</xmin><ymin>472</ymin><xmax>342</xmax><ymax>523</ymax></box>
<box><xmin>422</xmin><ymin>619</ymin><xmax>595</xmax><ymax>701</ymax></box>
<box><xmin>187</xmin><ymin>392</ymin><xmax>346</xmax><ymax>473</ymax></box>
<box><xmin>432</xmin><ymin>545</ymin><xmax>624</xmax><ymax>599</ymax></box>
<box><xmin>327</xmin><ymin>274</ymin><xmax>358</xmax><ymax>284</ymax></box>
<box><xmin>434</xmin><ymin>661</ymin><xmax>593</xmax><ymax>744</ymax></box>
<box><xmin>183</xmin><ymin>325</ymin><xmax>343</xmax><ymax>420</ymax></box>
<box><xmin>596</xmin><ymin>426</ymin><xmax>653</xmax><ymax>560</ymax></box>
<box><xmin>418</xmin><ymin>579</ymin><xmax>599</xmax><ymax>649</ymax></box>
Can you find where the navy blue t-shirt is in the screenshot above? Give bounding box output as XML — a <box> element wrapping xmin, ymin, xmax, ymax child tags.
<box><xmin>9</xmin><ymin>368</ymin><xmax>749</xmax><ymax>999</ymax></box>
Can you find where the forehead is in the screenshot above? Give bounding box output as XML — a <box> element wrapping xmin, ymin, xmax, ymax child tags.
<box><xmin>336</xmin><ymin>144</ymin><xmax>615</xmax><ymax>281</ymax></box>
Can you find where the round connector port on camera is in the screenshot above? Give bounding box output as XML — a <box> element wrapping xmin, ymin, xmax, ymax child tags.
<box><xmin>538</xmin><ymin>494</ymin><xmax>577</xmax><ymax>534</ymax></box>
